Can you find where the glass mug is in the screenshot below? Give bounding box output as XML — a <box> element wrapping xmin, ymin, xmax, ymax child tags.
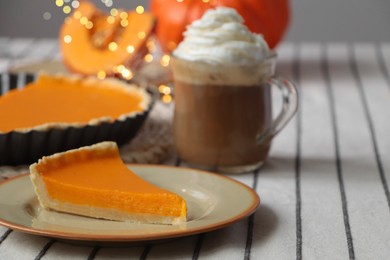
<box><xmin>171</xmin><ymin>54</ymin><xmax>298</xmax><ymax>174</ymax></box>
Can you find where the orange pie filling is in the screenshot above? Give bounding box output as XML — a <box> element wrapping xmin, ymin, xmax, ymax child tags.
<box><xmin>30</xmin><ymin>142</ymin><xmax>187</xmax><ymax>225</ymax></box>
<box><xmin>0</xmin><ymin>74</ymin><xmax>151</xmax><ymax>133</ymax></box>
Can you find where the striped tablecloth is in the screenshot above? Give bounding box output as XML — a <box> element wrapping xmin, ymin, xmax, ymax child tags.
<box><xmin>1</xmin><ymin>38</ymin><xmax>390</xmax><ymax>259</ymax></box>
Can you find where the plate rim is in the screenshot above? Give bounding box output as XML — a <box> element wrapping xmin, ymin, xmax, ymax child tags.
<box><xmin>0</xmin><ymin>164</ymin><xmax>260</xmax><ymax>242</ymax></box>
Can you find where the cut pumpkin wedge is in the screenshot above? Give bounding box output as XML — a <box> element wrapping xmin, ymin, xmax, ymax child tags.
<box><xmin>60</xmin><ymin>1</ymin><xmax>155</xmax><ymax>76</ymax></box>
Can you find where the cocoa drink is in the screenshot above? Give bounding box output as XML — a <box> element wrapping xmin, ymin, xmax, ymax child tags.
<box><xmin>171</xmin><ymin>8</ymin><xmax>298</xmax><ymax>173</ymax></box>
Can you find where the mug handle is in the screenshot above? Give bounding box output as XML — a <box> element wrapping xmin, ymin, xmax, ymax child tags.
<box><xmin>257</xmin><ymin>77</ymin><xmax>299</xmax><ymax>144</ymax></box>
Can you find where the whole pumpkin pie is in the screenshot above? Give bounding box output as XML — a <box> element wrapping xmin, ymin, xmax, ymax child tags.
<box><xmin>0</xmin><ymin>74</ymin><xmax>151</xmax><ymax>133</ymax></box>
<box><xmin>29</xmin><ymin>141</ymin><xmax>187</xmax><ymax>225</ymax></box>
<box><xmin>0</xmin><ymin>74</ymin><xmax>152</xmax><ymax>166</ymax></box>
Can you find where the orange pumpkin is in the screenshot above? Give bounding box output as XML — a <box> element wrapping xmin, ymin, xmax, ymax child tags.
<box><xmin>60</xmin><ymin>1</ymin><xmax>155</xmax><ymax>76</ymax></box>
<box><xmin>150</xmin><ymin>0</ymin><xmax>290</xmax><ymax>52</ymax></box>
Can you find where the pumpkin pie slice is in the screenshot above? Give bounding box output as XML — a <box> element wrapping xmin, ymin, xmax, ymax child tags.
<box><xmin>29</xmin><ymin>142</ymin><xmax>187</xmax><ymax>225</ymax></box>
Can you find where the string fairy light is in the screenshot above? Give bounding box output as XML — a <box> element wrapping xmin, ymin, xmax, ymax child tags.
<box><xmin>101</xmin><ymin>0</ymin><xmax>113</xmax><ymax>7</ymax></box>
<box><xmin>110</xmin><ymin>8</ymin><xmax>118</xmax><ymax>16</ymax></box>
<box><xmin>120</xmin><ymin>68</ymin><xmax>133</xmax><ymax>80</ymax></box>
<box><xmin>144</xmin><ymin>54</ymin><xmax>153</xmax><ymax>63</ymax></box>
<box><xmin>120</xmin><ymin>12</ymin><xmax>128</xmax><ymax>19</ymax></box>
<box><xmin>160</xmin><ymin>55</ymin><xmax>171</xmax><ymax>67</ymax></box>
<box><xmin>158</xmin><ymin>85</ymin><xmax>173</xmax><ymax>103</ymax></box>
<box><xmin>43</xmin><ymin>12</ymin><xmax>52</xmax><ymax>20</ymax></box>
<box><xmin>71</xmin><ymin>0</ymin><xmax>79</xmax><ymax>8</ymax></box>
<box><xmin>63</xmin><ymin>35</ymin><xmax>72</xmax><ymax>43</ymax></box>
<box><xmin>51</xmin><ymin>0</ymin><xmax>82</xmax><ymax>16</ymax></box>
<box><xmin>135</xmin><ymin>6</ymin><xmax>144</xmax><ymax>14</ymax></box>
<box><xmin>120</xmin><ymin>19</ymin><xmax>129</xmax><ymax>27</ymax></box>
<box><xmin>97</xmin><ymin>71</ymin><xmax>106</xmax><ymax>80</ymax></box>
<box><xmin>115</xmin><ymin>65</ymin><xmax>126</xmax><ymax>73</ymax></box>
<box><xmin>56</xmin><ymin>0</ymin><xmax>64</xmax><ymax>7</ymax></box>
<box><xmin>79</xmin><ymin>16</ymin><xmax>88</xmax><ymax>25</ymax></box>
<box><xmin>159</xmin><ymin>85</ymin><xmax>171</xmax><ymax>95</ymax></box>
<box><xmin>53</xmin><ymin>0</ymin><xmax>137</xmax><ymax>32</ymax></box>
<box><xmin>137</xmin><ymin>31</ymin><xmax>146</xmax><ymax>39</ymax></box>
<box><xmin>108</xmin><ymin>42</ymin><xmax>118</xmax><ymax>51</ymax></box>
<box><xmin>162</xmin><ymin>94</ymin><xmax>172</xmax><ymax>103</ymax></box>
<box><xmin>62</xmin><ymin>4</ymin><xmax>71</xmax><ymax>12</ymax></box>
<box><xmin>73</xmin><ymin>11</ymin><xmax>81</xmax><ymax>19</ymax></box>
<box><xmin>85</xmin><ymin>21</ymin><xmax>94</xmax><ymax>29</ymax></box>
<box><xmin>107</xmin><ymin>16</ymin><xmax>116</xmax><ymax>24</ymax></box>
<box><xmin>126</xmin><ymin>45</ymin><xmax>135</xmax><ymax>53</ymax></box>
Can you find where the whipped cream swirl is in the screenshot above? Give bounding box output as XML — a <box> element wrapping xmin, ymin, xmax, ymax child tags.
<box><xmin>173</xmin><ymin>7</ymin><xmax>270</xmax><ymax>64</ymax></box>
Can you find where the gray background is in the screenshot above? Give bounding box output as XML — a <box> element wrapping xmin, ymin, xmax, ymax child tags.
<box><xmin>0</xmin><ymin>0</ymin><xmax>389</xmax><ymax>42</ymax></box>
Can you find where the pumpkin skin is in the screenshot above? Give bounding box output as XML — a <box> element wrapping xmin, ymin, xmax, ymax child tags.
<box><xmin>60</xmin><ymin>1</ymin><xmax>155</xmax><ymax>76</ymax></box>
<box><xmin>150</xmin><ymin>0</ymin><xmax>290</xmax><ymax>52</ymax></box>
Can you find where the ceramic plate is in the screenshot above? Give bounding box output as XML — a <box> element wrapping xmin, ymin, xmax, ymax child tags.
<box><xmin>0</xmin><ymin>165</ymin><xmax>259</xmax><ymax>244</ymax></box>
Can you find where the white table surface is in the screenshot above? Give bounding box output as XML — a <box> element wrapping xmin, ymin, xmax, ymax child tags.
<box><xmin>0</xmin><ymin>38</ymin><xmax>390</xmax><ymax>259</ymax></box>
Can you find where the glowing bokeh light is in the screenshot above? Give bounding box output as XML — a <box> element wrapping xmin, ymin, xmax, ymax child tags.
<box><xmin>136</xmin><ymin>6</ymin><xmax>144</xmax><ymax>14</ymax></box>
<box><xmin>105</xmin><ymin>0</ymin><xmax>113</xmax><ymax>7</ymax></box>
<box><xmin>73</xmin><ymin>11</ymin><xmax>81</xmax><ymax>19</ymax></box>
<box><xmin>144</xmin><ymin>54</ymin><xmax>153</xmax><ymax>63</ymax></box>
<box><xmin>107</xmin><ymin>16</ymin><xmax>115</xmax><ymax>24</ymax></box>
<box><xmin>121</xmin><ymin>69</ymin><xmax>133</xmax><ymax>80</ymax></box>
<box><xmin>108</xmin><ymin>42</ymin><xmax>118</xmax><ymax>51</ymax></box>
<box><xmin>63</xmin><ymin>5</ymin><xmax>71</xmax><ymax>14</ymax></box>
<box><xmin>160</xmin><ymin>55</ymin><xmax>171</xmax><ymax>67</ymax></box>
<box><xmin>71</xmin><ymin>1</ymin><xmax>80</xmax><ymax>8</ymax></box>
<box><xmin>162</xmin><ymin>94</ymin><xmax>172</xmax><ymax>103</ymax></box>
<box><xmin>126</xmin><ymin>45</ymin><xmax>135</xmax><ymax>53</ymax></box>
<box><xmin>120</xmin><ymin>12</ymin><xmax>128</xmax><ymax>19</ymax></box>
<box><xmin>116</xmin><ymin>65</ymin><xmax>125</xmax><ymax>72</ymax></box>
<box><xmin>80</xmin><ymin>16</ymin><xmax>88</xmax><ymax>25</ymax></box>
<box><xmin>56</xmin><ymin>0</ymin><xmax>64</xmax><ymax>7</ymax></box>
<box><xmin>159</xmin><ymin>85</ymin><xmax>171</xmax><ymax>95</ymax></box>
<box><xmin>64</xmin><ymin>35</ymin><xmax>72</xmax><ymax>43</ymax></box>
<box><xmin>43</xmin><ymin>12</ymin><xmax>52</xmax><ymax>20</ymax></box>
<box><xmin>138</xmin><ymin>31</ymin><xmax>146</xmax><ymax>39</ymax></box>
<box><xmin>97</xmin><ymin>71</ymin><xmax>106</xmax><ymax>80</ymax></box>
<box><xmin>86</xmin><ymin>21</ymin><xmax>94</xmax><ymax>29</ymax></box>
<box><xmin>120</xmin><ymin>19</ymin><xmax>128</xmax><ymax>27</ymax></box>
<box><xmin>158</xmin><ymin>85</ymin><xmax>165</xmax><ymax>93</ymax></box>
<box><xmin>110</xmin><ymin>8</ymin><xmax>118</xmax><ymax>16</ymax></box>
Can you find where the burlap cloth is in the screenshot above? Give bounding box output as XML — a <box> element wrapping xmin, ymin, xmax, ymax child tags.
<box><xmin>0</xmin><ymin>101</ymin><xmax>174</xmax><ymax>180</ymax></box>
